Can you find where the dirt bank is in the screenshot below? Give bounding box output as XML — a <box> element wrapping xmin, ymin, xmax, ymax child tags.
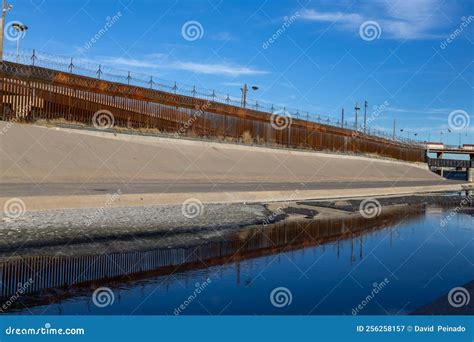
<box><xmin>0</xmin><ymin>192</ymin><xmax>470</xmax><ymax>260</ymax></box>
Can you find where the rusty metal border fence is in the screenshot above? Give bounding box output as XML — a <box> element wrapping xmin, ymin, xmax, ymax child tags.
<box><xmin>1</xmin><ymin>53</ymin><xmax>426</xmax><ymax>162</ymax></box>
<box><xmin>5</xmin><ymin>49</ymin><xmax>415</xmax><ymax>141</ymax></box>
<box><xmin>4</xmin><ymin>49</ymin><xmax>397</xmax><ymax>135</ymax></box>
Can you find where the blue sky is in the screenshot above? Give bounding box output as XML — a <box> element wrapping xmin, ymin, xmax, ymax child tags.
<box><xmin>4</xmin><ymin>0</ymin><xmax>474</xmax><ymax>144</ymax></box>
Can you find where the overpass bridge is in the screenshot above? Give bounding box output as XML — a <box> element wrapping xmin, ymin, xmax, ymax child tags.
<box><xmin>426</xmin><ymin>146</ymin><xmax>474</xmax><ymax>182</ymax></box>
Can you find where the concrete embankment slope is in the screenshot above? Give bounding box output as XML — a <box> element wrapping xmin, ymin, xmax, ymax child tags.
<box><xmin>0</xmin><ymin>121</ymin><xmax>438</xmax><ymax>183</ymax></box>
<box><xmin>0</xmin><ymin>122</ymin><xmax>468</xmax><ymax>209</ymax></box>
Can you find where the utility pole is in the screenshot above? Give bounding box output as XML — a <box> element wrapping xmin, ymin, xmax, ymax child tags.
<box><xmin>364</xmin><ymin>100</ymin><xmax>367</xmax><ymax>133</ymax></box>
<box><xmin>392</xmin><ymin>119</ymin><xmax>396</xmax><ymax>139</ymax></box>
<box><xmin>0</xmin><ymin>0</ymin><xmax>13</xmax><ymax>63</ymax></box>
<box><xmin>240</xmin><ymin>83</ymin><xmax>247</xmax><ymax>108</ymax></box>
<box><xmin>354</xmin><ymin>102</ymin><xmax>360</xmax><ymax>131</ymax></box>
<box><xmin>341</xmin><ymin>108</ymin><xmax>344</xmax><ymax>128</ymax></box>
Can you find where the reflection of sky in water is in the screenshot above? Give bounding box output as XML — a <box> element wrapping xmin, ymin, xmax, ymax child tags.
<box><xmin>12</xmin><ymin>211</ymin><xmax>474</xmax><ymax>315</ymax></box>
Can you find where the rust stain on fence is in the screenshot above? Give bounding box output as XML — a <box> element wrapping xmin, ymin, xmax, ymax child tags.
<box><xmin>1</xmin><ymin>61</ymin><xmax>425</xmax><ymax>162</ymax></box>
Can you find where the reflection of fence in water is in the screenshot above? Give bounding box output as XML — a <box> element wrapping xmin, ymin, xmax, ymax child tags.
<box><xmin>0</xmin><ymin>209</ymin><xmax>421</xmax><ymax>301</ymax></box>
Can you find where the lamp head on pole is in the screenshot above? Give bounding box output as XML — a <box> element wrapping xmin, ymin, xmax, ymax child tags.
<box><xmin>12</xmin><ymin>22</ymin><xmax>28</xmax><ymax>32</ymax></box>
<box><xmin>3</xmin><ymin>4</ymin><xmax>13</xmax><ymax>13</ymax></box>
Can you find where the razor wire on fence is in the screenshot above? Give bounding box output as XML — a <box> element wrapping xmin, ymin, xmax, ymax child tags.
<box><xmin>2</xmin><ymin>48</ymin><xmax>421</xmax><ymax>146</ymax></box>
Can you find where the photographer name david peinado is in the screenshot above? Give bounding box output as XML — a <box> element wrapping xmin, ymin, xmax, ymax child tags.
<box><xmin>356</xmin><ymin>325</ymin><xmax>466</xmax><ymax>333</ymax></box>
<box><xmin>414</xmin><ymin>325</ymin><xmax>466</xmax><ymax>333</ymax></box>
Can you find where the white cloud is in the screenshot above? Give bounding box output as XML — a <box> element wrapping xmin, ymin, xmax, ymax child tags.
<box><xmin>222</xmin><ymin>82</ymin><xmax>244</xmax><ymax>87</ymax></box>
<box><xmin>300</xmin><ymin>0</ymin><xmax>446</xmax><ymax>40</ymax></box>
<box><xmin>386</xmin><ymin>107</ymin><xmax>453</xmax><ymax>115</ymax></box>
<box><xmin>210</xmin><ymin>32</ymin><xmax>236</xmax><ymax>42</ymax></box>
<box><xmin>300</xmin><ymin>9</ymin><xmax>363</xmax><ymax>24</ymax></box>
<box><xmin>95</xmin><ymin>56</ymin><xmax>267</xmax><ymax>77</ymax></box>
<box><xmin>170</xmin><ymin>61</ymin><xmax>267</xmax><ymax>76</ymax></box>
<box><xmin>100</xmin><ymin>57</ymin><xmax>157</xmax><ymax>69</ymax></box>
<box><xmin>145</xmin><ymin>53</ymin><xmax>167</xmax><ymax>59</ymax></box>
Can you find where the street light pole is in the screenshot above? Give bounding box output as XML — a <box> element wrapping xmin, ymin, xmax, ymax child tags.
<box><xmin>0</xmin><ymin>0</ymin><xmax>7</xmax><ymax>63</ymax></box>
<box><xmin>240</xmin><ymin>84</ymin><xmax>258</xmax><ymax>109</ymax></box>
<box><xmin>354</xmin><ymin>102</ymin><xmax>360</xmax><ymax>130</ymax></box>
<box><xmin>12</xmin><ymin>22</ymin><xmax>28</xmax><ymax>63</ymax></box>
<box><xmin>363</xmin><ymin>100</ymin><xmax>367</xmax><ymax>133</ymax></box>
<box><xmin>0</xmin><ymin>0</ymin><xmax>13</xmax><ymax>62</ymax></box>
